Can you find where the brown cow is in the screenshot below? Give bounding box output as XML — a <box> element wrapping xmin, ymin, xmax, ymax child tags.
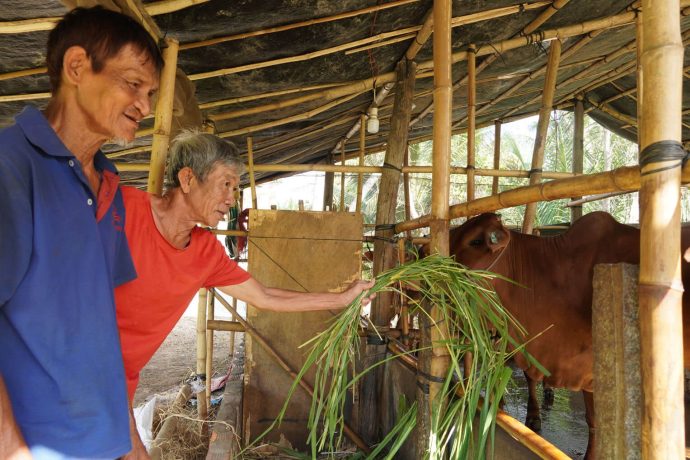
<box><xmin>448</xmin><ymin>211</ymin><xmax>690</xmax><ymax>460</ymax></box>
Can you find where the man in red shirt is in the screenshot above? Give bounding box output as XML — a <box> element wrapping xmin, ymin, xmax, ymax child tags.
<box><xmin>115</xmin><ymin>129</ymin><xmax>374</xmax><ymax>456</ymax></box>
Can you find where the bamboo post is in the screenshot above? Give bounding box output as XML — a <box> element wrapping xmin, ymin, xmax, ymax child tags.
<box><xmin>340</xmin><ymin>142</ymin><xmax>346</xmax><ymax>211</ymax></box>
<box><xmin>467</xmin><ymin>44</ymin><xmax>477</xmax><ymax>202</ymax></box>
<box><xmin>196</xmin><ymin>288</ymin><xmax>208</xmax><ymax>421</ymax></box>
<box><xmin>418</xmin><ymin>1</ymin><xmax>452</xmax><ymax>457</ymax></box>
<box><xmin>361</xmin><ymin>58</ymin><xmax>416</xmax><ymax>444</ymax></box>
<box><xmin>357</xmin><ymin>114</ymin><xmax>366</xmax><ymax>212</ymax></box>
<box><xmin>637</xmin><ymin>1</ymin><xmax>685</xmax><ymax>458</ymax></box>
<box><xmin>636</xmin><ymin>8</ymin><xmax>644</xmax><ymax>152</ymax></box>
<box><xmin>147</xmin><ymin>38</ymin><xmax>179</xmax><ymax>194</ymax></box>
<box><xmin>571</xmin><ymin>97</ymin><xmax>584</xmax><ymax>222</ymax></box>
<box><xmin>492</xmin><ymin>121</ymin><xmax>501</xmax><ymax>195</ymax></box>
<box><xmin>149</xmin><ymin>384</ymin><xmax>193</xmax><ymax>459</ymax></box>
<box><xmin>522</xmin><ymin>39</ymin><xmax>561</xmax><ymax>234</ymax></box>
<box><xmin>403</xmin><ymin>146</ymin><xmax>412</xmax><ymax>239</ymax></box>
<box><xmin>229</xmin><ymin>298</ymin><xmax>237</xmax><ymax>357</ymax></box>
<box><xmin>205</xmin><ymin>288</ymin><xmax>215</xmax><ymax>411</ymax></box>
<box><xmin>397</xmin><ymin>238</ymin><xmax>410</xmax><ymax>347</ymax></box>
<box><xmin>247</xmin><ymin>137</ymin><xmax>258</xmax><ymax>209</ymax></box>
<box><xmin>324</xmin><ymin>153</ymin><xmax>335</xmax><ymax>210</ymax></box>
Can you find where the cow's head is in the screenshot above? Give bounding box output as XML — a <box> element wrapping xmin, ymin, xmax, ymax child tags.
<box><xmin>449</xmin><ymin>213</ymin><xmax>511</xmax><ymax>270</ymax></box>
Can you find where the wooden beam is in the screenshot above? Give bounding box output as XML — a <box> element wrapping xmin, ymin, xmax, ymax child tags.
<box><xmin>522</xmin><ymin>39</ymin><xmax>562</xmax><ymax>234</ymax></box>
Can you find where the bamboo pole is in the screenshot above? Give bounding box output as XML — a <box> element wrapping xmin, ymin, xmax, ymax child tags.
<box><xmin>247</xmin><ymin>137</ymin><xmax>257</xmax><ymax>209</ymax></box>
<box><xmin>492</xmin><ymin>121</ymin><xmax>502</xmax><ymax>195</ymax></box>
<box><xmin>0</xmin><ymin>92</ymin><xmax>50</xmax><ymax>103</ymax></box>
<box><xmin>181</xmin><ymin>0</ymin><xmax>418</xmax><ymax>51</ymax></box>
<box><xmin>205</xmin><ymin>288</ymin><xmax>215</xmax><ymax>411</ymax></box>
<box><xmin>196</xmin><ymin>288</ymin><xmax>208</xmax><ymax>421</ymax></box>
<box><xmin>403</xmin><ymin>146</ymin><xmax>412</xmax><ymax>239</ymax></box>
<box><xmin>116</xmin><ymin>161</ymin><xmax>578</xmax><ymax>179</ymax></box>
<box><xmin>571</xmin><ymin>97</ymin><xmax>584</xmax><ymax>222</ymax></box>
<box><xmin>149</xmin><ymin>384</ymin><xmax>193</xmax><ymax>459</ymax></box>
<box><xmin>340</xmin><ymin>142</ymin><xmax>346</xmax><ymax>211</ymax></box>
<box><xmin>199</xmin><ymin>82</ymin><xmax>343</xmax><ymax>110</ymax></box>
<box><xmin>357</xmin><ymin>114</ymin><xmax>365</xmax><ymax>212</ymax></box>
<box><xmin>522</xmin><ymin>39</ymin><xmax>561</xmax><ymax>235</ymax></box>
<box><xmin>397</xmin><ymin>238</ymin><xmax>410</xmax><ymax>347</ymax></box>
<box><xmin>419</xmin><ymin>1</ymin><xmax>452</xmax><ymax>457</ymax></box>
<box><xmin>207</xmin><ymin>320</ymin><xmax>245</xmax><ymax>332</ymax></box>
<box><xmin>147</xmin><ymin>38</ymin><xmax>179</xmax><ymax>194</ymax></box>
<box><xmin>467</xmin><ymin>45</ymin><xmax>477</xmax><ymax>203</ymax></box>
<box><xmin>523</xmin><ymin>0</ymin><xmax>571</xmax><ymax>34</ymax></box>
<box><xmin>324</xmin><ymin>153</ymin><xmax>335</xmax><ymax>211</ymax></box>
<box><xmin>212</xmin><ymin>292</ymin><xmax>371</xmax><ymax>453</ymax></box>
<box><xmin>218</xmin><ymin>93</ymin><xmax>360</xmax><ymax>138</ymax></box>
<box><xmin>636</xmin><ymin>9</ymin><xmax>644</xmax><ymax>152</ymax></box>
<box><xmin>637</xmin><ymin>1</ymin><xmax>685</xmax><ymax>458</ymax></box>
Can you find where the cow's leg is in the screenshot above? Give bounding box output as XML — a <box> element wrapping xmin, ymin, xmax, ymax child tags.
<box><xmin>542</xmin><ymin>382</ymin><xmax>554</xmax><ymax>409</ymax></box>
<box><xmin>583</xmin><ymin>390</ymin><xmax>595</xmax><ymax>460</ymax></box>
<box><xmin>524</xmin><ymin>371</ymin><xmax>541</xmax><ymax>432</ymax></box>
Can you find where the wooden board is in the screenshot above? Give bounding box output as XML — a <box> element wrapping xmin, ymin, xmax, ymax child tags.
<box><xmin>243</xmin><ymin>210</ymin><xmax>362</xmax><ymax>449</ymax></box>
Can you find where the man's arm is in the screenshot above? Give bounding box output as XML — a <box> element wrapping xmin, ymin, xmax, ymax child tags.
<box><xmin>218</xmin><ymin>277</ymin><xmax>374</xmax><ymax>312</ymax></box>
<box><xmin>0</xmin><ymin>375</ymin><xmax>31</xmax><ymax>460</ymax></box>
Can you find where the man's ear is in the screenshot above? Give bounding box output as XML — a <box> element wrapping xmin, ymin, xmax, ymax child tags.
<box><xmin>178</xmin><ymin>167</ymin><xmax>194</xmax><ymax>193</ymax></box>
<box><xmin>62</xmin><ymin>46</ymin><xmax>90</xmax><ymax>86</ymax></box>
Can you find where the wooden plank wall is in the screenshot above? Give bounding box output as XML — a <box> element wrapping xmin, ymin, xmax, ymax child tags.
<box><xmin>243</xmin><ymin>210</ymin><xmax>363</xmax><ymax>449</ymax></box>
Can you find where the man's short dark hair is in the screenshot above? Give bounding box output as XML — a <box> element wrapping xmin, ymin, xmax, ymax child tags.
<box><xmin>46</xmin><ymin>6</ymin><xmax>164</xmax><ymax>93</ymax></box>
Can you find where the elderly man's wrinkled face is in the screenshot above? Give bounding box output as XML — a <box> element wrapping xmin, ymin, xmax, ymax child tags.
<box><xmin>188</xmin><ymin>163</ymin><xmax>240</xmax><ymax>227</ymax></box>
<box><xmin>78</xmin><ymin>44</ymin><xmax>159</xmax><ymax>144</ymax></box>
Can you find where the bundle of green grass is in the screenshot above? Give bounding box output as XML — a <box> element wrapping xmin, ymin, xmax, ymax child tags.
<box><xmin>256</xmin><ymin>254</ymin><xmax>545</xmax><ymax>459</ymax></box>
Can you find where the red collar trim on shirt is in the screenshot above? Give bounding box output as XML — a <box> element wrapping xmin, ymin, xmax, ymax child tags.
<box><xmin>96</xmin><ymin>170</ymin><xmax>121</xmax><ymax>222</ymax></box>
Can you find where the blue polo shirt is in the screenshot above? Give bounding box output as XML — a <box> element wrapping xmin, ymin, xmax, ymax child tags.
<box><xmin>0</xmin><ymin>106</ymin><xmax>136</xmax><ymax>458</ymax></box>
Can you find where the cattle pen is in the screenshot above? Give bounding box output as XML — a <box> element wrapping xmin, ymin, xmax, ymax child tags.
<box><xmin>2</xmin><ymin>0</ymin><xmax>689</xmax><ymax>459</ymax></box>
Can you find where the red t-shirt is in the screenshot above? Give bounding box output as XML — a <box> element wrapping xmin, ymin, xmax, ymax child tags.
<box><xmin>115</xmin><ymin>186</ymin><xmax>251</xmax><ymax>399</ymax></box>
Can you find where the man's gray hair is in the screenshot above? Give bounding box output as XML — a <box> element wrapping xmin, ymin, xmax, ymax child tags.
<box><xmin>165</xmin><ymin>129</ymin><xmax>245</xmax><ymax>188</ymax></box>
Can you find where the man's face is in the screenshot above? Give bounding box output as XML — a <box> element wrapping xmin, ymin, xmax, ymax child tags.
<box><xmin>77</xmin><ymin>44</ymin><xmax>159</xmax><ymax>144</ymax></box>
<box><xmin>187</xmin><ymin>163</ymin><xmax>240</xmax><ymax>228</ymax></box>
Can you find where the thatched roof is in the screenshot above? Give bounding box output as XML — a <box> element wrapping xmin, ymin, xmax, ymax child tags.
<box><xmin>1</xmin><ymin>1</ymin><xmax>688</xmax><ymax>186</ymax></box>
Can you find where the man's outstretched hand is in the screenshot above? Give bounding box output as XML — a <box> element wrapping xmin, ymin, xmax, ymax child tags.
<box><xmin>341</xmin><ymin>279</ymin><xmax>376</xmax><ymax>307</ymax></box>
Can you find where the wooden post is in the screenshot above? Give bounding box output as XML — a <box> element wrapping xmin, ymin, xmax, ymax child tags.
<box><xmin>357</xmin><ymin>114</ymin><xmax>366</xmax><ymax>212</ymax></box>
<box><xmin>492</xmin><ymin>121</ymin><xmax>501</xmax><ymax>195</ymax></box>
<box><xmin>466</xmin><ymin>44</ymin><xmax>477</xmax><ymax>203</ymax></box>
<box><xmin>592</xmin><ymin>264</ymin><xmax>641</xmax><ymax>460</ymax></box>
<box><xmin>340</xmin><ymin>142</ymin><xmax>346</xmax><ymax>211</ymax></box>
<box><xmin>638</xmin><ymin>1</ymin><xmax>685</xmax><ymax>458</ymax></box>
<box><xmin>206</xmin><ymin>288</ymin><xmax>215</xmax><ymax>411</ymax></box>
<box><xmin>147</xmin><ymin>38</ymin><xmax>179</xmax><ymax>194</ymax></box>
<box><xmin>571</xmin><ymin>96</ymin><xmax>584</xmax><ymax>222</ymax></box>
<box><xmin>417</xmin><ymin>1</ymin><xmax>452</xmax><ymax>457</ymax></box>
<box><xmin>522</xmin><ymin>39</ymin><xmax>561</xmax><ymax>234</ymax></box>
<box><xmin>247</xmin><ymin>137</ymin><xmax>258</xmax><ymax>209</ymax></box>
<box><xmin>196</xmin><ymin>288</ymin><xmax>208</xmax><ymax>420</ymax></box>
<box><xmin>361</xmin><ymin>58</ymin><xmax>416</xmax><ymax>444</ymax></box>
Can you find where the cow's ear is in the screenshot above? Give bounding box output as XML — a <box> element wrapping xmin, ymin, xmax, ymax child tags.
<box><xmin>486</xmin><ymin>226</ymin><xmax>510</xmax><ymax>253</ymax></box>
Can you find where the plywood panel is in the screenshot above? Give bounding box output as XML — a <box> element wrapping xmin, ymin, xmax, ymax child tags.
<box><xmin>243</xmin><ymin>210</ymin><xmax>362</xmax><ymax>449</ymax></box>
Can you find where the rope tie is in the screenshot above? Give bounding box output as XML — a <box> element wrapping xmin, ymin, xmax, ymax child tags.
<box><xmin>382</xmin><ymin>162</ymin><xmax>403</xmax><ymax>173</ymax></box>
<box><xmin>639</xmin><ymin>141</ymin><xmax>688</xmax><ymax>176</ymax></box>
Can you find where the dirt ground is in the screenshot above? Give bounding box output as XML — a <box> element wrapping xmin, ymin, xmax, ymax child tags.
<box><xmin>133</xmin><ymin>316</ymin><xmax>239</xmax><ymax>407</ymax></box>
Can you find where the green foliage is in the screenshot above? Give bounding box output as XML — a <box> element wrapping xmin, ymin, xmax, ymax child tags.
<box><xmin>249</xmin><ymin>255</ymin><xmax>544</xmax><ymax>459</ymax></box>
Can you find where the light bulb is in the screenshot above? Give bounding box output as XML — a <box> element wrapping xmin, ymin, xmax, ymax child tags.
<box><xmin>366</xmin><ymin>107</ymin><xmax>379</xmax><ymax>134</ymax></box>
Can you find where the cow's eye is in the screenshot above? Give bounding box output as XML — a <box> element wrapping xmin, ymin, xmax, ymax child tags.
<box><xmin>469</xmin><ymin>238</ymin><xmax>483</xmax><ymax>247</ymax></box>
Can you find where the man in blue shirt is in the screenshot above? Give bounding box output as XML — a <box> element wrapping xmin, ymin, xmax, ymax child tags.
<box><xmin>0</xmin><ymin>7</ymin><xmax>162</xmax><ymax>459</ymax></box>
